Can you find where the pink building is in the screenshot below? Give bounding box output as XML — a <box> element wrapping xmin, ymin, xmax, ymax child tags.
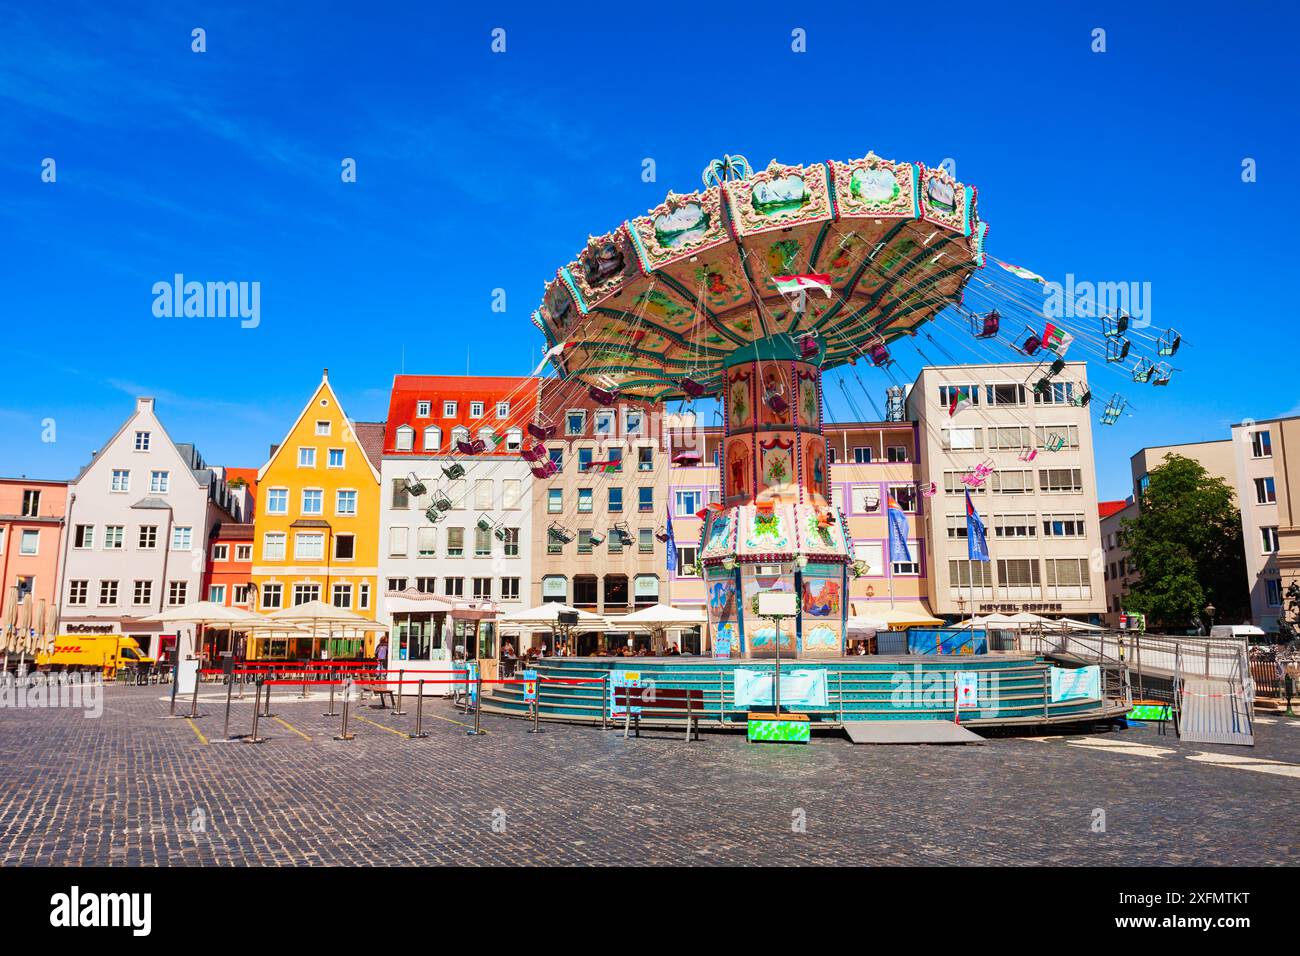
<box><xmin>0</xmin><ymin>478</ymin><xmax>70</xmax><ymax>635</ymax></box>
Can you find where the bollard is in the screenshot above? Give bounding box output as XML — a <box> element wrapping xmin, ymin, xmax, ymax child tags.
<box><xmin>335</xmin><ymin>692</ymin><xmax>355</xmax><ymax>741</ymax></box>
<box><xmin>244</xmin><ymin>680</ymin><xmax>267</xmax><ymax>744</ymax></box>
<box><xmin>601</xmin><ymin>675</ymin><xmax>608</xmax><ymax>730</ymax></box>
<box><xmin>300</xmin><ymin>664</ymin><xmax>310</xmax><ymax>699</ymax></box>
<box><xmin>222</xmin><ymin>676</ymin><xmax>235</xmax><ymax>739</ymax></box>
<box><xmin>323</xmin><ymin>679</ymin><xmax>338</xmax><ymax>717</ymax></box>
<box><xmin>465</xmin><ymin>670</ymin><xmax>484</xmax><ymax>736</ymax></box>
<box><xmin>393</xmin><ymin>677</ymin><xmax>406</xmax><ymax>717</ymax></box>
<box><xmin>189</xmin><ymin>672</ymin><xmax>203</xmax><ymax>719</ymax></box>
<box><xmin>409</xmin><ymin>680</ymin><xmax>428</xmax><ymax>739</ymax></box>
<box><xmin>262</xmin><ymin>680</ymin><xmax>275</xmax><ymax>719</ymax></box>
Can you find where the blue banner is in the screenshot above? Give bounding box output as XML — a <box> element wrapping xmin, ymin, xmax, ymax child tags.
<box><xmin>887</xmin><ymin>496</ymin><xmax>912</xmax><ymax>563</ymax></box>
<box><xmin>965</xmin><ymin>489</ymin><xmax>990</xmax><ymax>562</ymax></box>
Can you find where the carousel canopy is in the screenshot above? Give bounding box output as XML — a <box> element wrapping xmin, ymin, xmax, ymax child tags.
<box><xmin>532</xmin><ymin>152</ymin><xmax>984</xmax><ymax>403</ymax></box>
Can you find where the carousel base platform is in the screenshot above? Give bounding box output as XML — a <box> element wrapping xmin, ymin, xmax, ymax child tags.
<box><xmin>843</xmin><ymin>720</ymin><xmax>985</xmax><ymax>745</ymax></box>
<box><xmin>480</xmin><ymin>655</ymin><xmax>1129</xmax><ymax>732</ymax></box>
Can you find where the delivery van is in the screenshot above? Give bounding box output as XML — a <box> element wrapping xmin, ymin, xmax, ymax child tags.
<box><xmin>35</xmin><ymin>635</ymin><xmax>155</xmax><ymax>677</ymax></box>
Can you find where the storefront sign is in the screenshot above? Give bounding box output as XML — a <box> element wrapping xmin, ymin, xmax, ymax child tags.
<box><xmin>634</xmin><ymin>575</ymin><xmax>659</xmax><ymax>597</ymax></box>
<box><xmin>978</xmin><ymin>603</ymin><xmax>1064</xmax><ymax>613</ymax></box>
<box><xmin>542</xmin><ymin>576</ymin><xmax>568</xmax><ymax>599</ymax></box>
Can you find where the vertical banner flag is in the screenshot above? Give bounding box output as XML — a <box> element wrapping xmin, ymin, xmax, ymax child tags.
<box><xmin>965</xmin><ymin>489</ymin><xmax>990</xmax><ymax>562</ymax></box>
<box><xmin>887</xmin><ymin>495</ymin><xmax>912</xmax><ymax>564</ymax></box>
<box><xmin>665</xmin><ymin>507</ymin><xmax>677</xmax><ymax>572</ymax></box>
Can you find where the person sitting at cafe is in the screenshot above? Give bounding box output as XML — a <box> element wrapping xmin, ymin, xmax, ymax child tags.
<box><xmin>666</xmin><ymin>643</ymin><xmax>680</xmax><ymax>656</ymax></box>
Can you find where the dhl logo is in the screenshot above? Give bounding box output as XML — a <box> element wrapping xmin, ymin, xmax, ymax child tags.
<box><xmin>52</xmin><ymin>645</ymin><xmax>89</xmax><ymax>654</ymax></box>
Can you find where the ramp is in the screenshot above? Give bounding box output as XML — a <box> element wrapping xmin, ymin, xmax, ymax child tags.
<box><xmin>843</xmin><ymin>720</ymin><xmax>985</xmax><ymax>745</ymax></box>
<box><xmin>1179</xmin><ymin>678</ymin><xmax>1254</xmax><ymax>746</ymax></box>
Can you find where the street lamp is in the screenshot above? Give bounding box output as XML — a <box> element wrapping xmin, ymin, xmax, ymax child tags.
<box><xmin>1204</xmin><ymin>603</ymin><xmax>1216</xmax><ymax>632</ymax></box>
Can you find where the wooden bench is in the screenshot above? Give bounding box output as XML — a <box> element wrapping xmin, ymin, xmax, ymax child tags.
<box><xmin>614</xmin><ymin>686</ymin><xmax>704</xmax><ymax>743</ymax></box>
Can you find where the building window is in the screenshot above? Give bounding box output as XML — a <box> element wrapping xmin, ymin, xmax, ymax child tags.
<box><xmin>496</xmin><ymin>401</ymin><xmax>510</xmax><ymax>419</ymax></box>
<box><xmin>103</xmin><ymin>525</ymin><xmax>124</xmax><ymax>550</ymax></box>
<box><xmin>1033</xmin><ymin>382</ymin><xmax>1075</xmax><ymax>405</ymax></box>
<box><xmin>573</xmin><ymin>575</ymin><xmax>598</xmax><ymax>608</ymax></box>
<box><xmin>335</xmin><ymin>534</ymin><xmax>356</xmax><ymax>560</ymax></box>
<box><xmin>639</xmin><ymin>528</ymin><xmax>654</xmax><ymax>553</ymax></box>
<box><xmin>417</xmin><ymin>401</ymin><xmax>431</xmax><ymax>418</ymax></box>
<box><xmin>578</xmin><ymin>530</ymin><xmax>594</xmax><ymax>554</ymax></box>
<box><xmin>1266</xmin><ymin>578</ymin><xmax>1283</xmax><ymax>607</ymax></box>
<box><xmin>677</xmin><ymin>545</ymin><xmax>698</xmax><ymax>576</ymax></box>
<box><xmin>578</xmin><ymin>447</ymin><xmax>594</xmax><ymax>473</ymax></box>
<box><xmin>451</xmin><ymin>426</ymin><xmax>469</xmax><ymax>447</ymax></box>
<box><xmin>327</xmin><ymin>448</ymin><xmax>345</xmax><ymax>468</ymax></box>
<box><xmin>267</xmin><ymin>488</ymin><xmax>289</xmax><ymax>514</ymax></box>
<box><xmin>292</xmin><ymin>583</ymin><xmax>320</xmax><ymax>606</ymax></box>
<box><xmin>171</xmin><ymin>527</ymin><xmax>193</xmax><ymax>551</ymax></box>
<box><xmin>548</xmin><ymin>447</ymin><xmax>564</xmax><ymax>469</ymax></box>
<box><xmin>415</xmin><ymin>526</ymin><xmax>436</xmax><ymax>558</ymax></box>
<box><xmin>235</xmin><ymin>544</ymin><xmax>252</xmax><ymax>562</ymax></box>
<box><xmin>1251</xmin><ymin>430</ymin><xmax>1272</xmax><ymax>458</ymax></box>
<box><xmin>443</xmin><ymin>401</ymin><xmax>458</xmax><ymax>417</ymax></box>
<box><xmin>594</xmin><ymin>410</ymin><xmax>615</xmax><ymax>437</ymax></box>
<box><xmin>948</xmin><ymin>559</ymin><xmax>993</xmax><ymax>598</ymax></box>
<box><xmin>138</xmin><ymin>525</ymin><xmax>158</xmax><ymax>549</ymax></box>
<box><xmin>421</xmin><ymin>426</ymin><xmax>441</xmax><ymax>451</ymax></box>
<box><xmin>985</xmin><ymin>383</ymin><xmax>1026</xmax><ymax>407</ymax></box>
<box><xmin>891</xmin><ymin>542</ymin><xmax>920</xmax><ymax>576</ymax></box>
<box><xmin>301</xmin><ymin>489</ymin><xmax>323</xmax><ymax>515</ymax></box>
<box><xmin>888</xmin><ymin>485</ymin><xmax>917</xmax><ymax>512</ymax></box>
<box><xmin>167</xmin><ymin>581</ymin><xmax>188</xmax><ymax>606</ymax></box>
<box><xmin>941</xmin><ymin>428</ymin><xmax>982</xmax><ymax>451</ymax></box>
<box><xmin>150</xmin><ymin>470</ymin><xmax>170</xmax><ymax>493</ymax></box>
<box><xmin>938</xmin><ymin>384</ymin><xmax>980</xmax><ymax>409</ymax></box>
<box><xmin>111</xmin><ymin>469</ymin><xmax>130</xmax><ymax>492</ymax></box>
<box><xmin>298</xmin><ymin>447</ymin><xmax>316</xmax><ymax>468</ymax></box>
<box><xmin>261</xmin><ymin>584</ymin><xmax>283</xmax><ymax>610</ymax></box>
<box><xmin>390</xmin><ymin>479</ymin><xmax>411</xmax><ymax>510</ymax></box>
<box><xmin>67</xmin><ymin>580</ymin><xmax>88</xmax><ymax>606</ymax></box>
<box><xmin>578</xmin><ymin>489</ymin><xmax>593</xmax><ymax>513</ymax></box>
<box><xmin>566</xmin><ymin>410</ymin><xmax>586</xmax><ymax>436</ymax></box>
<box><xmin>1045</xmin><ymin>558</ymin><xmax>1091</xmax><ymax>599</ymax></box>
<box><xmin>213</xmin><ymin>544</ymin><xmax>229</xmax><ymax>561</ymax></box>
<box><xmin>993</xmin><ymin>514</ymin><xmax>1036</xmax><ymax>539</ymax></box>
<box><xmin>1262</xmin><ymin>526</ymin><xmax>1280</xmax><ymax>554</ymax></box>
<box><xmin>1255</xmin><ymin>477</ymin><xmax>1277</xmax><ymax>505</ymax></box>
<box><xmin>503</xmin><ymin>528</ymin><xmax>520</xmax><ymax>557</ymax></box>
<box><xmin>74</xmin><ymin>525</ymin><xmax>95</xmax><ymax>549</ymax></box>
<box><xmin>1038</xmin><ymin>468</ymin><xmax>1083</xmax><ymax>493</ymax></box>
<box><xmin>625</xmin><ymin>409</ymin><xmax>645</xmax><ymax>436</ymax></box>
<box><xmin>395</xmin><ymin>426</ymin><xmax>415</xmax><ymax>451</ymax></box>
<box><xmin>638</xmin><ymin>447</ymin><xmax>654</xmax><ymax>471</ymax></box>
<box><xmin>332</xmin><ymin>583</ymin><xmax>353</xmax><ymax>608</ymax></box>
<box><xmin>316</xmin><ymin>420</ymin><xmax>332</xmax><ymax>436</ymax></box>
<box><xmin>945</xmin><ymin>514</ymin><xmax>968</xmax><ymax>539</ymax></box>
<box><xmin>997</xmin><ymin>558</ymin><xmax>1042</xmax><ymax>599</ymax></box>
<box><xmin>388</xmin><ymin>577</ymin><xmax>409</xmax><ymax>593</ymax></box>
<box><xmin>469</xmin><ymin>401</ymin><xmax>484</xmax><ymax>418</ymax></box>
<box><xmin>233</xmin><ymin>585</ymin><xmax>250</xmax><ymax>605</ymax></box>
<box><xmin>852</xmin><ymin>484</ymin><xmax>881</xmax><ymax>513</ymax></box>
<box><xmin>444</xmin><ymin>577</ymin><xmax>464</xmax><ymax>598</ymax></box>
<box><xmin>335</xmin><ymin>489</ymin><xmax>358</xmax><ymax>515</ymax></box>
<box><xmin>608</xmin><ymin>530</ymin><xmax>623</xmax><ymax>554</ymax></box>
<box><xmin>19</xmin><ymin>530</ymin><xmax>38</xmax><ymax>555</ymax></box>
<box><xmin>134</xmin><ymin>431</ymin><xmax>151</xmax><ymax>450</ymax></box>
<box><xmin>502</xmin><ymin>479</ymin><xmax>521</xmax><ymax>510</ymax></box>
<box><xmin>990</xmin><ymin>426</ymin><xmax>1033</xmax><ymax>451</ymax></box>
<box><xmin>1042</xmin><ymin>513</ymin><xmax>1087</xmax><ymax>537</ymax></box>
<box><xmin>99</xmin><ymin>580</ymin><xmax>119</xmax><ymax>605</ymax></box>
<box><xmin>827</xmin><ymin>447</ymin><xmax>838</xmax><ymax>464</ymax></box>
<box><xmin>501</xmin><ymin>577</ymin><xmax>520</xmax><ymax>601</ymax></box>
<box><xmin>604</xmin><ymin>574</ymin><xmax>629</xmax><ymax>609</ymax></box>
<box><xmin>475</xmin><ymin>527</ymin><xmax>492</xmax><ymax>557</ymax></box>
<box><xmin>638</xmin><ymin>487</ymin><xmax>654</xmax><ymax>512</ymax></box>
<box><xmin>547</xmin><ymin>529</ymin><xmax>565</xmax><ymax>554</ymax></box>
<box><xmin>853</xmin><ymin>447</ymin><xmax>872</xmax><ymax>464</ymax></box>
<box><xmin>446</xmin><ymin>527</ymin><xmax>464</xmax><ymax>558</ymax></box>
<box><xmin>294</xmin><ymin>533</ymin><xmax>325</xmax><ymax>560</ymax></box>
<box><xmin>1035</xmin><ymin>425</ymin><xmax>1079</xmax><ymax>450</ymax></box>
<box><xmin>887</xmin><ymin>445</ymin><xmax>908</xmax><ymax>463</ymax></box>
<box><xmin>675</xmin><ymin>490</ymin><xmax>702</xmax><ymax>515</ymax></box>
<box><xmin>472</xmin><ymin>577</ymin><xmax>492</xmax><ymax>600</ymax></box>
<box><xmin>505</xmin><ymin>429</ymin><xmax>522</xmax><ymax>452</ymax></box>
<box><xmin>474</xmin><ymin>479</ymin><xmax>493</xmax><ymax>510</ymax></box>
<box><xmin>608</xmin><ymin>487</ymin><xmax>624</xmax><ymax>513</ymax></box>
<box><xmin>208</xmin><ymin>584</ymin><xmax>225</xmax><ymax>604</ymax></box>
<box><xmin>542</xmin><ymin>576</ymin><xmax>567</xmax><ymax>603</ymax></box>
<box><xmin>263</xmin><ymin>532</ymin><xmax>286</xmax><ymax>560</ymax></box>
<box><xmin>547</xmin><ymin>489</ymin><xmax>562</xmax><ymax>514</ymax></box>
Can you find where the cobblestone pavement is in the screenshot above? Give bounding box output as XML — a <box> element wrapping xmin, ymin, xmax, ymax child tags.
<box><xmin>0</xmin><ymin>683</ymin><xmax>1296</xmax><ymax>866</ymax></box>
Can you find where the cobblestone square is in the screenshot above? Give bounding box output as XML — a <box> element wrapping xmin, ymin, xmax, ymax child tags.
<box><xmin>0</xmin><ymin>684</ymin><xmax>1296</xmax><ymax>866</ymax></box>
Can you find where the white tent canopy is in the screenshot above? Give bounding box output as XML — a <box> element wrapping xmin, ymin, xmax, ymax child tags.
<box><xmin>140</xmin><ymin>601</ymin><xmax>262</xmax><ymax>625</ymax></box>
<box><xmin>616</xmin><ymin>604</ymin><xmax>706</xmax><ymax>629</ymax></box>
<box><xmin>497</xmin><ymin>603</ymin><xmax>607</xmax><ymax>632</ymax></box>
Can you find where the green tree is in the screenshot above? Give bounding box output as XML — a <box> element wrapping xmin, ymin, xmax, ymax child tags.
<box><xmin>1121</xmin><ymin>454</ymin><xmax>1249</xmax><ymax>630</ymax></box>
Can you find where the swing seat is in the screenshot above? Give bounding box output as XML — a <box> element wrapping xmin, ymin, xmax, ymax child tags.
<box><xmin>654</xmin><ymin>526</ymin><xmax>670</xmax><ymax>542</ymax></box>
<box><xmin>1105</xmin><ymin>338</ymin><xmax>1130</xmax><ymax>363</ymax></box>
<box><xmin>528</xmin><ymin>422</ymin><xmax>557</xmax><ymax>441</ymax></box>
<box><xmin>424</xmin><ymin>506</ymin><xmax>443</xmax><ymax>523</ymax></box>
<box><xmin>974</xmin><ymin>310</ymin><xmax>1000</xmax><ymax>339</ymax></box>
<box><xmin>1103</xmin><ymin>314</ymin><xmax>1130</xmax><ymax>338</ymax></box>
<box><xmin>442</xmin><ymin>463</ymin><xmax>466</xmax><ymax>480</ymax></box>
<box><xmin>432</xmin><ymin>492</ymin><xmax>452</xmax><ymax>512</ymax></box>
<box><xmin>405</xmin><ymin>475</ymin><xmax>427</xmax><ymax>497</ymax></box>
<box><xmin>493</xmin><ymin>526</ymin><xmax>509</xmax><ymax>542</ymax></box>
<box><xmin>868</xmin><ymin>344</ymin><xmax>890</xmax><ymax>366</ymax></box>
<box><xmin>549</xmin><ymin>525</ymin><xmax>574</xmax><ymax>544</ymax></box>
<box><xmin>1021</xmin><ymin>335</ymin><xmax>1041</xmax><ymax>355</ymax></box>
<box><xmin>764</xmin><ymin>391</ymin><xmax>789</xmax><ymax>414</ymax></box>
<box><xmin>588</xmin><ymin>531</ymin><xmax>606</xmax><ymax>546</ymax></box>
<box><xmin>679</xmin><ymin>377</ymin><xmax>707</xmax><ymax>398</ymax></box>
<box><xmin>1158</xmin><ymin>329</ymin><xmax>1181</xmax><ymax>356</ymax></box>
<box><xmin>799</xmin><ymin>335</ymin><xmax>819</xmax><ymax>359</ymax></box>
<box><xmin>589</xmin><ymin>386</ymin><xmax>618</xmax><ymax>406</ymax></box>
<box><xmin>521</xmin><ymin>444</ymin><xmax>545</xmax><ymax>463</ymax></box>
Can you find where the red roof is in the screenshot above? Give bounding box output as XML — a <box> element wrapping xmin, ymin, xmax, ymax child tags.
<box><xmin>383</xmin><ymin>375</ymin><xmax>538</xmax><ymax>456</ymax></box>
<box><xmin>1098</xmin><ymin>499</ymin><xmax>1130</xmax><ymax>519</ymax></box>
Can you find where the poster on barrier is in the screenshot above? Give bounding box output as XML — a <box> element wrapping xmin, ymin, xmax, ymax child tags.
<box><xmin>954</xmin><ymin>672</ymin><xmax>979</xmax><ymax>709</ymax></box>
<box><xmin>176</xmin><ymin>658</ymin><xmax>199</xmax><ymax>696</ymax></box>
<box><xmin>467</xmin><ymin>661</ymin><xmax>480</xmax><ymax>706</ymax></box>
<box><xmin>1050</xmin><ymin>665</ymin><xmax>1100</xmax><ymax>702</ymax></box>
<box><xmin>610</xmin><ymin>670</ymin><xmax>642</xmax><ymax>717</ymax></box>
<box><xmin>733</xmin><ymin>668</ymin><xmax>828</xmax><ymax>708</ymax></box>
<box><xmin>522</xmin><ymin>669</ymin><xmax>538</xmax><ymax>704</ymax></box>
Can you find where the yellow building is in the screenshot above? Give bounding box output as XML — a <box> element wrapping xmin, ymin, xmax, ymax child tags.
<box><xmin>250</xmin><ymin>371</ymin><xmax>385</xmax><ymax>655</ymax></box>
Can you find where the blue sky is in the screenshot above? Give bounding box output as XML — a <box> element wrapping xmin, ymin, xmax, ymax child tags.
<box><xmin>2</xmin><ymin>0</ymin><xmax>1296</xmax><ymax>500</ymax></box>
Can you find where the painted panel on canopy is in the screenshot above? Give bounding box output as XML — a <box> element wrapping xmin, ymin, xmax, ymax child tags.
<box><xmin>756</xmin><ymin>436</ymin><xmax>798</xmax><ymax>502</ymax></box>
<box><xmin>723</xmin><ymin>434</ymin><xmax>755</xmax><ymax>503</ymax></box>
<box><xmin>742</xmin><ymin>503</ymin><xmax>794</xmax><ymax>553</ymax></box>
<box><xmin>724</xmin><ymin>161</ymin><xmax>833</xmax><ymax>238</ymax></box>
<box><xmin>627</xmin><ymin>188</ymin><xmax>732</xmax><ymax>273</ymax></box>
<box><xmin>918</xmin><ymin>164</ymin><xmax>972</xmax><ymax>236</ymax></box>
<box><xmin>725</xmin><ymin>366</ymin><xmax>755</xmax><ymax>431</ymax></box>
<box><xmin>794</xmin><ymin>368</ymin><xmax>821</xmax><ymax>430</ymax></box>
<box><xmin>831</xmin><ymin>154</ymin><xmax>919</xmax><ymax>220</ymax></box>
<box><xmin>757</xmin><ymin>361</ymin><xmax>794</xmax><ymax>427</ymax></box>
<box><xmin>802</xmin><ymin>434</ymin><xmax>829</xmax><ymax>507</ymax></box>
<box><xmin>561</xmin><ymin>226</ymin><xmax>641</xmax><ymax>311</ymax></box>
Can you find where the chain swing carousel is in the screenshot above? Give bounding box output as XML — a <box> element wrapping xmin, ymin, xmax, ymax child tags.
<box><xmin>493</xmin><ymin>151</ymin><xmax>1136</xmax><ymax>735</ymax></box>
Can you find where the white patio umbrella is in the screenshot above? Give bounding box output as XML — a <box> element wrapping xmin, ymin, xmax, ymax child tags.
<box><xmin>141</xmin><ymin>600</ymin><xmax>265</xmax><ymax>663</ymax></box>
<box><xmin>15</xmin><ymin>599</ymin><xmax>32</xmax><ymax>669</ymax></box>
<box><xmin>617</xmin><ymin>604</ymin><xmax>706</xmax><ymax>653</ymax></box>
<box><xmin>497</xmin><ymin>603</ymin><xmax>607</xmax><ymax>654</ymax></box>
<box><xmin>267</xmin><ymin>600</ymin><xmax>388</xmax><ymax>659</ymax></box>
<box><xmin>3</xmin><ymin>587</ymin><xmax>18</xmax><ymax>654</ymax></box>
<box><xmin>42</xmin><ymin>602</ymin><xmax>58</xmax><ymax>654</ymax></box>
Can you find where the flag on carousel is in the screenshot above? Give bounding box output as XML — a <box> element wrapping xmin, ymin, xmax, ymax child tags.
<box><xmin>947</xmin><ymin>387</ymin><xmax>973</xmax><ymax>417</ymax></box>
<box><xmin>887</xmin><ymin>495</ymin><xmax>912</xmax><ymax>564</ymax></box>
<box><xmin>1042</xmin><ymin>322</ymin><xmax>1075</xmax><ymax>356</ymax></box>
<box><xmin>965</xmin><ymin>489</ymin><xmax>990</xmax><ymax>562</ymax></box>
<box><xmin>665</xmin><ymin>507</ymin><xmax>677</xmax><ymax>573</ymax></box>
<box><xmin>772</xmin><ymin>274</ymin><xmax>833</xmax><ymax>297</ymax></box>
<box><xmin>993</xmin><ymin>259</ymin><xmax>1047</xmax><ymax>284</ymax></box>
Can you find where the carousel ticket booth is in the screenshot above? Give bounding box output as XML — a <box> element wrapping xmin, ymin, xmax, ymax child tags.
<box><xmin>385</xmin><ymin>590</ymin><xmax>499</xmax><ymax>693</ymax></box>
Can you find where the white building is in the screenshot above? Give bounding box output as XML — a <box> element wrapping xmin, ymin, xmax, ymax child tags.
<box><xmin>378</xmin><ymin>375</ymin><xmax>536</xmax><ymax>683</ymax></box>
<box><xmin>907</xmin><ymin>362</ymin><xmax>1106</xmax><ymax>622</ymax></box>
<box><xmin>58</xmin><ymin>397</ymin><xmax>239</xmax><ymax>660</ymax></box>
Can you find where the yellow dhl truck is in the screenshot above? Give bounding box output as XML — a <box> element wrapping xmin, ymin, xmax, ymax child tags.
<box><xmin>35</xmin><ymin>635</ymin><xmax>155</xmax><ymax>677</ymax></box>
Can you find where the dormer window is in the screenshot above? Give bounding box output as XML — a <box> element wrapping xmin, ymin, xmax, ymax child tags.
<box><xmin>423</xmin><ymin>426</ymin><xmax>441</xmax><ymax>451</ymax></box>
<box><xmin>496</xmin><ymin>402</ymin><xmax>510</xmax><ymax>419</ymax></box>
<box><xmin>443</xmin><ymin>401</ymin><xmax>457</xmax><ymax>417</ymax></box>
<box><xmin>395</xmin><ymin>425</ymin><xmax>415</xmax><ymax>451</ymax></box>
<box><xmin>470</xmin><ymin>401</ymin><xmax>484</xmax><ymax>418</ymax></box>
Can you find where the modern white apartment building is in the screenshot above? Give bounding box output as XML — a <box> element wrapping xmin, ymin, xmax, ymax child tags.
<box><xmin>378</xmin><ymin>375</ymin><xmax>536</xmax><ymax>677</ymax></box>
<box><xmin>907</xmin><ymin>362</ymin><xmax>1105</xmax><ymax>622</ymax></box>
<box><xmin>1230</xmin><ymin>416</ymin><xmax>1297</xmax><ymax>632</ymax></box>
<box><xmin>58</xmin><ymin>397</ymin><xmax>239</xmax><ymax>659</ymax></box>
